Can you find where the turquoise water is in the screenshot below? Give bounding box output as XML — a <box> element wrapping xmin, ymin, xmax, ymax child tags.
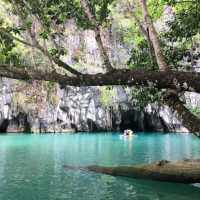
<box><xmin>0</xmin><ymin>133</ymin><xmax>200</xmax><ymax>200</ymax></box>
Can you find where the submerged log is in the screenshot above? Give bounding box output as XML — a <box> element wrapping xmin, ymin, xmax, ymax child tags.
<box><xmin>64</xmin><ymin>160</ymin><xmax>200</xmax><ymax>183</ymax></box>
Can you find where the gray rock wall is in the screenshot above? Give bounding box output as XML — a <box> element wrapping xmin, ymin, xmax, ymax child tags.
<box><xmin>0</xmin><ymin>78</ymin><xmax>197</xmax><ymax>133</ymax></box>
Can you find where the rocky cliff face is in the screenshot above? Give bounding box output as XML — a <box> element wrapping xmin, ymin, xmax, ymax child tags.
<box><xmin>0</xmin><ymin>77</ymin><xmax>196</xmax><ymax>133</ymax></box>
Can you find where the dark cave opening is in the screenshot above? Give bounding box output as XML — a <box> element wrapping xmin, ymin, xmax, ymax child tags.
<box><xmin>0</xmin><ymin>119</ymin><xmax>9</xmax><ymax>133</ymax></box>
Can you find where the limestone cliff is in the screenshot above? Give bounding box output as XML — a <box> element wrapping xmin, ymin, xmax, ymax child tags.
<box><xmin>0</xmin><ymin>77</ymin><xmax>197</xmax><ymax>133</ymax></box>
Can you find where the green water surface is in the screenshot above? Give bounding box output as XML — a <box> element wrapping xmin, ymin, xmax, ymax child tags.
<box><xmin>0</xmin><ymin>133</ymin><xmax>200</xmax><ymax>200</ymax></box>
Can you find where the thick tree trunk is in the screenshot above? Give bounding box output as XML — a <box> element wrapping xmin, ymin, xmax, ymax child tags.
<box><xmin>64</xmin><ymin>159</ymin><xmax>200</xmax><ymax>183</ymax></box>
<box><xmin>140</xmin><ymin>0</ymin><xmax>168</xmax><ymax>71</ymax></box>
<box><xmin>164</xmin><ymin>91</ymin><xmax>200</xmax><ymax>137</ymax></box>
<box><xmin>80</xmin><ymin>0</ymin><xmax>113</xmax><ymax>72</ymax></box>
<box><xmin>94</xmin><ymin>27</ymin><xmax>114</xmax><ymax>72</ymax></box>
<box><xmin>1</xmin><ymin>65</ymin><xmax>200</xmax><ymax>92</ymax></box>
<box><xmin>131</xmin><ymin>13</ymin><xmax>157</xmax><ymax>69</ymax></box>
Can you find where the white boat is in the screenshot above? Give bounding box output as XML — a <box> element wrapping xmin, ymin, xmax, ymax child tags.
<box><xmin>123</xmin><ymin>129</ymin><xmax>134</xmax><ymax>136</ymax></box>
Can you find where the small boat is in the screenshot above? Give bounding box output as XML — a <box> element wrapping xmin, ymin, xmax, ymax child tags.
<box><xmin>123</xmin><ymin>129</ymin><xmax>134</xmax><ymax>136</ymax></box>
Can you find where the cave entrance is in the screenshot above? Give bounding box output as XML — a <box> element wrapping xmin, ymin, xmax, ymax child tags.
<box><xmin>0</xmin><ymin>119</ymin><xmax>9</xmax><ymax>133</ymax></box>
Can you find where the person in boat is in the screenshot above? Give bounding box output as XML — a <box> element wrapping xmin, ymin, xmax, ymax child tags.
<box><xmin>123</xmin><ymin>129</ymin><xmax>133</xmax><ymax>136</ymax></box>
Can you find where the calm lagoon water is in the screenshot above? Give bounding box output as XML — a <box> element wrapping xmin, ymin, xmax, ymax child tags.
<box><xmin>0</xmin><ymin>133</ymin><xmax>200</xmax><ymax>200</ymax></box>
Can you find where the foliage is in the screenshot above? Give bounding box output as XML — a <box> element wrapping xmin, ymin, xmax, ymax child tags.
<box><xmin>124</xmin><ymin>0</ymin><xmax>200</xmax><ymax>71</ymax></box>
<box><xmin>4</xmin><ymin>0</ymin><xmax>114</xmax><ymax>33</ymax></box>
<box><xmin>188</xmin><ymin>106</ymin><xmax>200</xmax><ymax>118</ymax></box>
<box><xmin>127</xmin><ymin>40</ymin><xmax>156</xmax><ymax>69</ymax></box>
<box><xmin>44</xmin><ymin>81</ymin><xmax>60</xmax><ymax>107</ymax></box>
<box><xmin>99</xmin><ymin>86</ymin><xmax>115</xmax><ymax>109</ymax></box>
<box><xmin>11</xmin><ymin>86</ymin><xmax>36</xmax><ymax>113</ymax></box>
<box><xmin>161</xmin><ymin>0</ymin><xmax>200</xmax><ymax>69</ymax></box>
<box><xmin>147</xmin><ymin>0</ymin><xmax>166</xmax><ymax>20</ymax></box>
<box><xmin>0</xmin><ymin>19</ymin><xmax>20</xmax><ymax>64</ymax></box>
<box><xmin>109</xmin><ymin>0</ymin><xmax>154</xmax><ymax>69</ymax></box>
<box><xmin>131</xmin><ymin>87</ymin><xmax>162</xmax><ymax>109</ymax></box>
<box><xmin>11</xmin><ymin>80</ymin><xmax>59</xmax><ymax>115</ymax></box>
<box><xmin>0</xmin><ymin>12</ymin><xmax>29</xmax><ymax>66</ymax></box>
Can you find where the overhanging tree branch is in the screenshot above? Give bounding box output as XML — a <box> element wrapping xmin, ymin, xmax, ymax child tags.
<box><xmin>0</xmin><ymin>28</ymin><xmax>35</xmax><ymax>48</ymax></box>
<box><xmin>1</xmin><ymin>64</ymin><xmax>200</xmax><ymax>93</ymax></box>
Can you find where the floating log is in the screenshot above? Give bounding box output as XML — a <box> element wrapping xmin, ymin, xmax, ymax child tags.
<box><xmin>64</xmin><ymin>159</ymin><xmax>200</xmax><ymax>183</ymax></box>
